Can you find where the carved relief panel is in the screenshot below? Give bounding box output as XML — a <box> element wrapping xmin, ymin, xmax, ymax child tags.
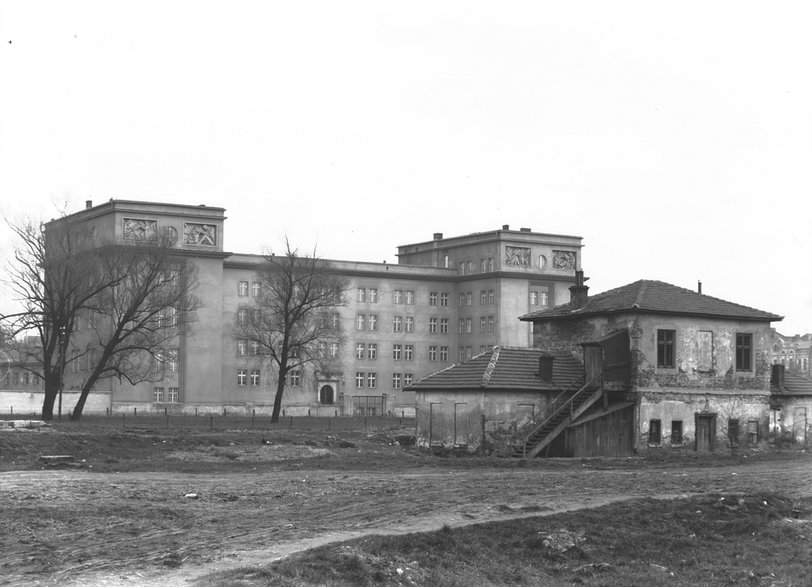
<box><xmin>505</xmin><ymin>246</ymin><xmax>530</xmax><ymax>267</ymax></box>
<box><xmin>122</xmin><ymin>218</ymin><xmax>158</xmax><ymax>241</ymax></box>
<box><xmin>552</xmin><ymin>250</ymin><xmax>576</xmax><ymax>270</ymax></box>
<box><xmin>183</xmin><ymin>223</ymin><xmax>217</xmax><ymax>246</ymax></box>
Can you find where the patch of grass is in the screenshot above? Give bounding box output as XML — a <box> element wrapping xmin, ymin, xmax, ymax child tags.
<box><xmin>197</xmin><ymin>493</ymin><xmax>812</xmax><ymax>586</ymax></box>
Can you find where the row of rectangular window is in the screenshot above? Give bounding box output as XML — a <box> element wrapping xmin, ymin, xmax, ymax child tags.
<box><xmin>356</xmin><ymin>372</ymin><xmax>414</xmax><ymax>388</ymax></box>
<box><xmin>648</xmin><ymin>418</ymin><xmax>761</xmax><ymax>445</ymax></box>
<box><xmin>237</xmin><ymin>281</ymin><xmax>262</xmax><ymax>297</ymax></box>
<box><xmin>459</xmin><ymin>258</ymin><xmax>495</xmax><ymax>275</ymax></box>
<box><xmin>656</xmin><ymin>329</ymin><xmax>753</xmax><ymax>371</ymax></box>
<box><xmin>153</xmin><ymin>387</ymin><xmax>180</xmax><ymax>402</ymax></box>
<box><xmin>234</xmin><ymin>369</ymin><xmax>301</xmax><ymax>387</ymax></box>
<box><xmin>357</xmin><ymin>288</ymin><xmax>416</xmax><ymax>304</ymax></box>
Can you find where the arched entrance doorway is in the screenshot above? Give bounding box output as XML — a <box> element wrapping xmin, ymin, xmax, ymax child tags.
<box><xmin>319</xmin><ymin>385</ymin><xmax>334</xmax><ymax>405</ymax></box>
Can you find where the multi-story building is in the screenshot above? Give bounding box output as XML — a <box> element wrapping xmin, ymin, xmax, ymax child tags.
<box><xmin>56</xmin><ymin>200</ymin><xmax>583</xmax><ymax>416</ymax></box>
<box><xmin>770</xmin><ymin>330</ymin><xmax>811</xmax><ymax>378</ymax></box>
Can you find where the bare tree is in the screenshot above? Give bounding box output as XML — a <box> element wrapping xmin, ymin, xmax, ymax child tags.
<box><xmin>1</xmin><ymin>215</ymin><xmax>198</xmax><ymax>420</ymax></box>
<box><xmin>68</xmin><ymin>235</ymin><xmax>198</xmax><ymax>419</ymax></box>
<box><xmin>1</xmin><ymin>217</ymin><xmax>113</xmax><ymax>420</ymax></box>
<box><xmin>234</xmin><ymin>240</ymin><xmax>347</xmax><ymax>422</ymax></box>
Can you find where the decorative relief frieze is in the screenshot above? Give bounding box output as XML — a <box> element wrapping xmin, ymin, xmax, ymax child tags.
<box><xmin>505</xmin><ymin>246</ymin><xmax>530</xmax><ymax>267</ymax></box>
<box><xmin>552</xmin><ymin>250</ymin><xmax>576</xmax><ymax>270</ymax></box>
<box><xmin>122</xmin><ymin>218</ymin><xmax>157</xmax><ymax>241</ymax></box>
<box><xmin>183</xmin><ymin>223</ymin><xmax>217</xmax><ymax>246</ymax></box>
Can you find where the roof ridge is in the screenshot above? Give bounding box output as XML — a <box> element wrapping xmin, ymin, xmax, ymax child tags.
<box><xmin>481</xmin><ymin>346</ymin><xmax>500</xmax><ymax>387</ymax></box>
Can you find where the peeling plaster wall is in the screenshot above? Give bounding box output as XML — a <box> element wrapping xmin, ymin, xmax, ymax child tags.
<box><xmin>772</xmin><ymin>396</ymin><xmax>812</xmax><ymax>446</ymax></box>
<box><xmin>415</xmin><ymin>390</ymin><xmax>556</xmax><ymax>452</ymax></box>
<box><xmin>532</xmin><ymin>312</ymin><xmax>775</xmax><ymax>453</ymax></box>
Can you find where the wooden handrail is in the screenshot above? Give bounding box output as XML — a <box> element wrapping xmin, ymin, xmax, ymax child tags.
<box><xmin>520</xmin><ymin>370</ymin><xmax>605</xmax><ymax>457</ymax></box>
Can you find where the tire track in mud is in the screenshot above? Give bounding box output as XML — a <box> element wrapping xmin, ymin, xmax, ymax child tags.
<box><xmin>2</xmin><ymin>460</ymin><xmax>811</xmax><ymax>586</ymax></box>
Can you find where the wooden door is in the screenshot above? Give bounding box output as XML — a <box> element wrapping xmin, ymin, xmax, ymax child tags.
<box><xmin>695</xmin><ymin>414</ymin><xmax>716</xmax><ymax>452</ymax></box>
<box><xmin>583</xmin><ymin>346</ymin><xmax>603</xmax><ymax>387</ymax></box>
<box><xmin>793</xmin><ymin>408</ymin><xmax>807</xmax><ymax>445</ymax></box>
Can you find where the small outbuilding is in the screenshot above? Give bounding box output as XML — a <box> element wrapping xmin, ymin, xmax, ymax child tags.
<box><xmin>406</xmin><ymin>346</ymin><xmax>583</xmax><ymax>452</ymax></box>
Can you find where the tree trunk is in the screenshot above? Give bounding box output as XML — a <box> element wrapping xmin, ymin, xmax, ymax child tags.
<box><xmin>271</xmin><ymin>375</ymin><xmax>285</xmax><ymax>423</ymax></box>
<box><xmin>71</xmin><ymin>370</ymin><xmax>103</xmax><ymax>421</ymax></box>
<box><xmin>40</xmin><ymin>373</ymin><xmax>60</xmax><ymax>421</ymax></box>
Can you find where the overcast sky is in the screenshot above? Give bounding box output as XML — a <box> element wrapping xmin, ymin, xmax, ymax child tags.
<box><xmin>1</xmin><ymin>1</ymin><xmax>810</xmax><ymax>335</ymax></box>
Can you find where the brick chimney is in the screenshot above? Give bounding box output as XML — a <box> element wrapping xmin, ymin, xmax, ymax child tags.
<box><xmin>569</xmin><ymin>269</ymin><xmax>589</xmax><ymax>307</ymax></box>
<box><xmin>771</xmin><ymin>364</ymin><xmax>786</xmax><ymax>388</ymax></box>
<box><xmin>538</xmin><ymin>353</ymin><xmax>555</xmax><ymax>382</ymax></box>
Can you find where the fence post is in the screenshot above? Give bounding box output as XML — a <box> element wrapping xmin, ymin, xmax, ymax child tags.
<box><xmin>223</xmin><ymin>407</ymin><xmax>226</xmax><ymax>417</ymax></box>
<box><xmin>165</xmin><ymin>409</ymin><xmax>169</xmax><ymax>429</ymax></box>
<box><xmin>10</xmin><ymin>406</ymin><xmax>12</xmax><ymax>415</ymax></box>
<box><xmin>134</xmin><ymin>407</ymin><xmax>137</xmax><ymax>418</ymax></box>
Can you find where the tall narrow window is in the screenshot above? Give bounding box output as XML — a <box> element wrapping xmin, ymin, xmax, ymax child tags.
<box><xmin>367</xmin><ymin>343</ymin><xmax>377</xmax><ymax>359</ymax></box>
<box><xmin>368</xmin><ymin>315</ymin><xmax>377</xmax><ymax>331</ymax></box>
<box><xmin>671</xmin><ymin>420</ymin><xmax>683</xmax><ymax>444</ymax></box>
<box><xmin>440</xmin><ymin>292</ymin><xmax>449</xmax><ymax>307</ymax></box>
<box><xmin>405</xmin><ymin>316</ymin><xmax>414</xmax><ymax>333</ymax></box>
<box><xmin>251</xmin><ymin>282</ymin><xmax>261</xmax><ymax>297</ymax></box>
<box><xmin>429</xmin><ymin>317</ymin><xmax>438</xmax><ymax>333</ymax></box>
<box><xmin>393</xmin><ymin>316</ymin><xmax>402</xmax><ymax>332</ymax></box>
<box><xmin>736</xmin><ymin>333</ymin><xmax>753</xmax><ymax>372</ymax></box>
<box><xmin>368</xmin><ymin>288</ymin><xmax>378</xmax><ymax>303</ymax></box>
<box><xmin>356</xmin><ymin>343</ymin><xmax>365</xmax><ymax>359</ymax></box>
<box><xmin>238</xmin><ymin>281</ymin><xmax>249</xmax><ymax>296</ymax></box>
<box><xmin>657</xmin><ymin>329</ymin><xmax>676</xmax><ymax>368</ymax></box>
<box><xmin>429</xmin><ymin>292</ymin><xmax>438</xmax><ymax>306</ymax></box>
<box><xmin>357</xmin><ymin>288</ymin><xmax>366</xmax><ymax>302</ymax></box>
<box><xmin>649</xmin><ymin>419</ymin><xmax>661</xmax><ymax>444</ymax></box>
<box><xmin>237</xmin><ymin>370</ymin><xmax>247</xmax><ymax>386</ymax></box>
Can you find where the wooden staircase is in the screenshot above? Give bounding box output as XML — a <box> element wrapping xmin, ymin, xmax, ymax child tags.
<box><xmin>513</xmin><ymin>372</ymin><xmax>605</xmax><ymax>458</ymax></box>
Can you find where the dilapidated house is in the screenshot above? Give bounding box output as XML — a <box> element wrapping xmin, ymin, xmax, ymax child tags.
<box><xmin>519</xmin><ymin>273</ymin><xmax>783</xmax><ymax>456</ymax></box>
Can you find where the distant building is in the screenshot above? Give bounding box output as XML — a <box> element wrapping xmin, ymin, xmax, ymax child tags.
<box><xmin>770</xmin><ymin>330</ymin><xmax>811</xmax><ymax>378</ymax></box>
<box><xmin>54</xmin><ymin>200</ymin><xmax>584</xmax><ymax>416</ymax></box>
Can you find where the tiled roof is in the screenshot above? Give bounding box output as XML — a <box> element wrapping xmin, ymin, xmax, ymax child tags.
<box><xmin>405</xmin><ymin>347</ymin><xmax>583</xmax><ymax>392</ymax></box>
<box><xmin>774</xmin><ymin>373</ymin><xmax>812</xmax><ymax>396</ymax></box>
<box><xmin>520</xmin><ymin>280</ymin><xmax>782</xmax><ymax>323</ymax></box>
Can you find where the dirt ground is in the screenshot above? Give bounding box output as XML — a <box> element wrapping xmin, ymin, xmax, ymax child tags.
<box><xmin>1</xmin><ymin>419</ymin><xmax>811</xmax><ymax>587</ymax></box>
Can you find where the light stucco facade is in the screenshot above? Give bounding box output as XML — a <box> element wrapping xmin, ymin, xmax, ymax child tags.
<box><xmin>58</xmin><ymin>200</ymin><xmax>583</xmax><ymax>416</ymax></box>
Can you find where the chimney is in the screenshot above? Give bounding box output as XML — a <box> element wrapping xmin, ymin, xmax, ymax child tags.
<box><xmin>85</xmin><ymin>200</ymin><xmax>93</xmax><ymax>209</ymax></box>
<box><xmin>698</xmin><ymin>280</ymin><xmax>702</xmax><ymax>294</ymax></box>
<box><xmin>520</xmin><ymin>227</ymin><xmax>531</xmax><ymax>232</ymax></box>
<box><xmin>569</xmin><ymin>269</ymin><xmax>589</xmax><ymax>307</ymax></box>
<box><xmin>433</xmin><ymin>232</ymin><xmax>443</xmax><ymax>240</ymax></box>
<box><xmin>771</xmin><ymin>364</ymin><xmax>786</xmax><ymax>388</ymax></box>
<box><xmin>538</xmin><ymin>353</ymin><xmax>555</xmax><ymax>382</ymax></box>
<box><xmin>502</xmin><ymin>224</ymin><xmax>510</xmax><ymax>230</ymax></box>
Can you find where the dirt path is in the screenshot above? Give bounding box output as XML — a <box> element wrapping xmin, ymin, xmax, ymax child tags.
<box><xmin>3</xmin><ymin>458</ymin><xmax>811</xmax><ymax>586</ymax></box>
